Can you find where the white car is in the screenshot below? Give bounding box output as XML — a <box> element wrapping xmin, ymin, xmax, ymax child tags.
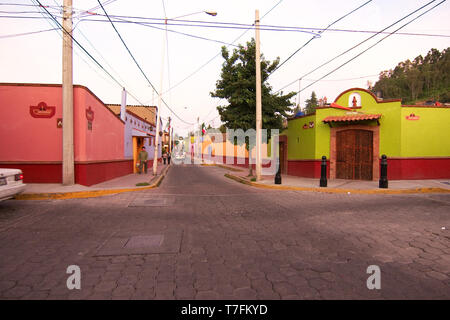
<box><xmin>0</xmin><ymin>168</ymin><xmax>26</xmax><ymax>201</ymax></box>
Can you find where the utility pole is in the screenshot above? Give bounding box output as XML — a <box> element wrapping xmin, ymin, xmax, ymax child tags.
<box><xmin>62</xmin><ymin>0</ymin><xmax>74</xmax><ymax>185</ymax></box>
<box><xmin>298</xmin><ymin>78</ymin><xmax>302</xmax><ymax>112</ymax></box>
<box><xmin>255</xmin><ymin>9</ymin><xmax>262</xmax><ymax>181</ymax></box>
<box><xmin>168</xmin><ymin>116</ymin><xmax>172</xmax><ymax>153</ymax></box>
<box><xmin>153</xmin><ymin>19</ymin><xmax>167</xmax><ymax>175</ymax></box>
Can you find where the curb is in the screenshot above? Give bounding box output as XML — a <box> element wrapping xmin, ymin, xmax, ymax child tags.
<box><xmin>14</xmin><ymin>165</ymin><xmax>171</xmax><ymax>201</ymax></box>
<box><xmin>200</xmin><ymin>163</ymin><xmax>244</xmax><ymax>172</ymax></box>
<box><xmin>224</xmin><ymin>173</ymin><xmax>450</xmax><ymax>195</ymax></box>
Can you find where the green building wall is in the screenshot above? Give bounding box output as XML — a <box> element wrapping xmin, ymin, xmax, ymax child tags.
<box><xmin>283</xmin><ymin>87</ymin><xmax>450</xmax><ymax>179</ymax></box>
<box><xmin>400</xmin><ymin>106</ymin><xmax>450</xmax><ymax>157</ymax></box>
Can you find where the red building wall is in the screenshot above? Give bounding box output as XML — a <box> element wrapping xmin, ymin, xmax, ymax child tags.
<box><xmin>0</xmin><ymin>83</ymin><xmax>132</xmax><ymax>185</ymax></box>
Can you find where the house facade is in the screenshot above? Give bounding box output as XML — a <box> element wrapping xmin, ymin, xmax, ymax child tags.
<box><xmin>282</xmin><ymin>87</ymin><xmax>450</xmax><ymax>180</ymax></box>
<box><xmin>106</xmin><ymin>104</ymin><xmax>162</xmax><ymax>173</ymax></box>
<box><xmin>0</xmin><ymin>83</ymin><xmax>162</xmax><ymax>185</ymax></box>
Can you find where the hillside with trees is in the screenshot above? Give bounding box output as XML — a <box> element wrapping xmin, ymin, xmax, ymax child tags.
<box><xmin>371</xmin><ymin>47</ymin><xmax>449</xmax><ymax>104</ymax></box>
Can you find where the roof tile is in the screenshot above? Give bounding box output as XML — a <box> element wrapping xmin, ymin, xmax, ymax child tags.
<box><xmin>322</xmin><ymin>114</ymin><xmax>381</xmax><ymax>123</ymax></box>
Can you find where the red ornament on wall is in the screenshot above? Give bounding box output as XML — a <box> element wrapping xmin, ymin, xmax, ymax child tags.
<box><xmin>30</xmin><ymin>102</ymin><xmax>56</xmax><ymax>118</ymax></box>
<box><xmin>406</xmin><ymin>113</ymin><xmax>420</xmax><ymax>120</ymax></box>
<box><xmin>86</xmin><ymin>106</ymin><xmax>95</xmax><ymax>121</ymax></box>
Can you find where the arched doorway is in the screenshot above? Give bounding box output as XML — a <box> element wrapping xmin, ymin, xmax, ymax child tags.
<box><xmin>336</xmin><ymin>129</ymin><xmax>373</xmax><ymax>180</ymax></box>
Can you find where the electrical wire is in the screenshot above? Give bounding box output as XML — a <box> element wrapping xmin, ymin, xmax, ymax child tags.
<box><xmin>162</xmin><ymin>0</ymin><xmax>172</xmax><ymax>110</ymax></box>
<box><xmin>2</xmin><ymin>13</ymin><xmax>448</xmax><ymax>38</ymax></box>
<box><xmin>97</xmin><ymin>0</ymin><xmax>195</xmax><ymax>125</ymax></box>
<box><xmin>103</xmin><ymin>16</ymin><xmax>240</xmax><ymax>47</ymax></box>
<box><xmin>32</xmin><ymin>0</ymin><xmax>150</xmax><ymax>109</ymax></box>
<box><xmin>0</xmin><ymin>27</ymin><xmax>58</xmax><ymax>38</ymax></box>
<box><xmin>296</xmin><ymin>0</ymin><xmax>447</xmax><ymax>95</ymax></box>
<box><xmin>270</xmin><ymin>0</ymin><xmax>372</xmax><ymax>75</ymax></box>
<box><xmin>275</xmin><ymin>0</ymin><xmax>442</xmax><ymax>93</ymax></box>
<box><xmin>175</xmin><ymin>0</ymin><xmax>285</xmax><ymax>125</ymax></box>
<box><xmin>75</xmin><ymin>0</ymin><xmax>118</xmax><ymax>18</ymax></box>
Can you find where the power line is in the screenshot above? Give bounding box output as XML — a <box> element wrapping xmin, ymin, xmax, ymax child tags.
<box><xmin>296</xmin><ymin>0</ymin><xmax>447</xmax><ymax>95</ymax></box>
<box><xmin>62</xmin><ymin>11</ymin><xmax>450</xmax><ymax>39</ymax></box>
<box><xmin>97</xmin><ymin>0</ymin><xmax>194</xmax><ymax>125</ymax></box>
<box><xmin>0</xmin><ymin>27</ymin><xmax>58</xmax><ymax>38</ymax></box>
<box><xmin>170</xmin><ymin>0</ymin><xmax>285</xmax><ymax>124</ymax></box>
<box><xmin>103</xmin><ymin>16</ymin><xmax>241</xmax><ymax>47</ymax></box>
<box><xmin>302</xmin><ymin>74</ymin><xmax>379</xmax><ymax>82</ymax></box>
<box><xmin>3</xmin><ymin>14</ymin><xmax>449</xmax><ymax>39</ymax></box>
<box><xmin>75</xmin><ymin>0</ymin><xmax>118</xmax><ymax>18</ymax></box>
<box><xmin>270</xmin><ymin>0</ymin><xmax>372</xmax><ymax>75</ymax></box>
<box><xmin>32</xmin><ymin>0</ymin><xmax>150</xmax><ymax>109</ymax></box>
<box><xmin>276</xmin><ymin>0</ymin><xmax>442</xmax><ymax>93</ymax></box>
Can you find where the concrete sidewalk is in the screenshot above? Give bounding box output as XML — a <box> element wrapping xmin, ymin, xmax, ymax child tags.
<box><xmin>16</xmin><ymin>163</ymin><xmax>171</xmax><ymax>200</ymax></box>
<box><xmin>214</xmin><ymin>163</ymin><xmax>450</xmax><ymax>194</ymax></box>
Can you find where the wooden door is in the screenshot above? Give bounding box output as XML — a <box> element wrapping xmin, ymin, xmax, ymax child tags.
<box><xmin>336</xmin><ymin>130</ymin><xmax>373</xmax><ymax>180</ymax></box>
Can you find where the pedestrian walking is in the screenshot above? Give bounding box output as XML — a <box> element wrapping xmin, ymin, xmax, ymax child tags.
<box><xmin>167</xmin><ymin>151</ymin><xmax>171</xmax><ymax>165</ymax></box>
<box><xmin>138</xmin><ymin>146</ymin><xmax>148</xmax><ymax>174</ymax></box>
<box><xmin>163</xmin><ymin>150</ymin><xmax>167</xmax><ymax>165</ymax></box>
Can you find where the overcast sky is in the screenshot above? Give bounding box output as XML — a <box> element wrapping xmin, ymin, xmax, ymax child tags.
<box><xmin>1</xmin><ymin>0</ymin><xmax>449</xmax><ymax>136</ymax></box>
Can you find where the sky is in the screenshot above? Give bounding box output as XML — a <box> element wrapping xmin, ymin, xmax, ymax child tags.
<box><xmin>0</xmin><ymin>0</ymin><xmax>449</xmax><ymax>136</ymax></box>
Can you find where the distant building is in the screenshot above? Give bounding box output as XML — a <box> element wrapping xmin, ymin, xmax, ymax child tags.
<box><xmin>106</xmin><ymin>104</ymin><xmax>162</xmax><ymax>173</ymax></box>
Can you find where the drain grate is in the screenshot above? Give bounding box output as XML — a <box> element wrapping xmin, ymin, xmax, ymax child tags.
<box><xmin>124</xmin><ymin>235</ymin><xmax>164</xmax><ymax>248</ymax></box>
<box><xmin>94</xmin><ymin>229</ymin><xmax>182</xmax><ymax>256</ymax></box>
<box><xmin>128</xmin><ymin>197</ymin><xmax>175</xmax><ymax>207</ymax></box>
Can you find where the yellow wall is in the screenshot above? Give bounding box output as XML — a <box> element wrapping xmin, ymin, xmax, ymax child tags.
<box><xmin>401</xmin><ymin>107</ymin><xmax>450</xmax><ymax>157</ymax></box>
<box><xmin>334</xmin><ymin>90</ymin><xmax>402</xmax><ymax>158</ymax></box>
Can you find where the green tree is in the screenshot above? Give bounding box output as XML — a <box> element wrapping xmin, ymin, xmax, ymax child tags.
<box><xmin>372</xmin><ymin>47</ymin><xmax>450</xmax><ymax>103</ymax></box>
<box><xmin>304</xmin><ymin>91</ymin><xmax>318</xmax><ymax>115</ymax></box>
<box><xmin>211</xmin><ymin>38</ymin><xmax>296</xmax><ymax>139</ymax></box>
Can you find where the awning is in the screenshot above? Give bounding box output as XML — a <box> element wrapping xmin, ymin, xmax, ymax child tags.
<box><xmin>323</xmin><ymin>113</ymin><xmax>381</xmax><ymax>123</ymax></box>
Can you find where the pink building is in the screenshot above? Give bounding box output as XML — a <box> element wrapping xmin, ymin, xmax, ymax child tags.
<box><xmin>0</xmin><ymin>83</ymin><xmax>132</xmax><ymax>186</ymax></box>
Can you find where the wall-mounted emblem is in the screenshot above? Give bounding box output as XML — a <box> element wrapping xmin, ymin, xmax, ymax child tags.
<box><xmin>86</xmin><ymin>106</ymin><xmax>94</xmax><ymax>131</ymax></box>
<box><xmin>57</xmin><ymin>118</ymin><xmax>62</xmax><ymax>128</ymax></box>
<box><xmin>405</xmin><ymin>113</ymin><xmax>420</xmax><ymax>120</ymax></box>
<box><xmin>30</xmin><ymin>102</ymin><xmax>56</xmax><ymax>118</ymax></box>
<box><xmin>302</xmin><ymin>121</ymin><xmax>315</xmax><ymax>129</ymax></box>
<box><xmin>86</xmin><ymin>106</ymin><xmax>94</xmax><ymax>121</ymax></box>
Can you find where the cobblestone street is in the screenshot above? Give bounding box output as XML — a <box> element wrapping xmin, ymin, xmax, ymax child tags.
<box><xmin>0</xmin><ymin>165</ymin><xmax>449</xmax><ymax>300</ymax></box>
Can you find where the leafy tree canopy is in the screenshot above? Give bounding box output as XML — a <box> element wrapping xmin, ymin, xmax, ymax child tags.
<box><xmin>304</xmin><ymin>91</ymin><xmax>319</xmax><ymax>115</ymax></box>
<box><xmin>372</xmin><ymin>47</ymin><xmax>450</xmax><ymax>103</ymax></box>
<box><xmin>210</xmin><ymin>38</ymin><xmax>296</xmax><ymax>140</ymax></box>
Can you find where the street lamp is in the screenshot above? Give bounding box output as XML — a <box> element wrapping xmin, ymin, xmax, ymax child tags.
<box><xmin>152</xmin><ymin>10</ymin><xmax>217</xmax><ymax>175</ymax></box>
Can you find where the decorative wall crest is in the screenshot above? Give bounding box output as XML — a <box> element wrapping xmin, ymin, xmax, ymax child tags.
<box><xmin>86</xmin><ymin>106</ymin><xmax>95</xmax><ymax>121</ymax></box>
<box><xmin>303</xmin><ymin>121</ymin><xmax>315</xmax><ymax>129</ymax></box>
<box><xmin>30</xmin><ymin>102</ymin><xmax>56</xmax><ymax>118</ymax></box>
<box><xmin>405</xmin><ymin>113</ymin><xmax>420</xmax><ymax>120</ymax></box>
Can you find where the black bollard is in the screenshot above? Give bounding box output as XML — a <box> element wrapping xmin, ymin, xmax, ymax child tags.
<box><xmin>275</xmin><ymin>161</ymin><xmax>282</xmax><ymax>184</ymax></box>
<box><xmin>320</xmin><ymin>156</ymin><xmax>327</xmax><ymax>187</ymax></box>
<box><xmin>379</xmin><ymin>154</ymin><xmax>388</xmax><ymax>188</ymax></box>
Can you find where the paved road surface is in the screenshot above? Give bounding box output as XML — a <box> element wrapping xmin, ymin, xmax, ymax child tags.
<box><xmin>0</xmin><ymin>165</ymin><xmax>449</xmax><ymax>299</ymax></box>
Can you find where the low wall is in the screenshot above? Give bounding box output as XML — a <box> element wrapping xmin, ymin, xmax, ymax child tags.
<box><xmin>386</xmin><ymin>157</ymin><xmax>450</xmax><ymax>180</ymax></box>
<box><xmin>287</xmin><ymin>159</ymin><xmax>330</xmax><ymax>179</ymax></box>
<box><xmin>0</xmin><ymin>159</ymin><xmax>133</xmax><ymax>186</ymax></box>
